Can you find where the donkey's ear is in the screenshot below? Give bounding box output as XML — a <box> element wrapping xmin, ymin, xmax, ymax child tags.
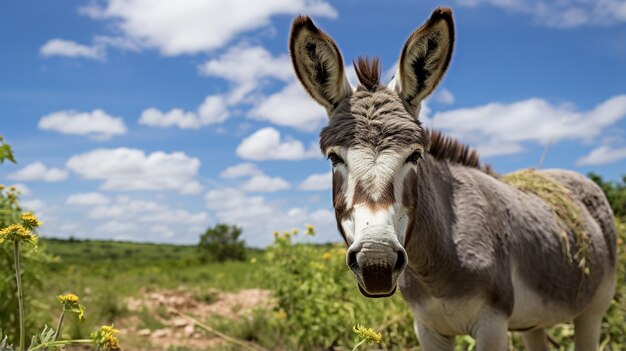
<box><xmin>395</xmin><ymin>7</ymin><xmax>454</xmax><ymax>113</ymax></box>
<box><xmin>290</xmin><ymin>16</ymin><xmax>352</xmax><ymax>113</ymax></box>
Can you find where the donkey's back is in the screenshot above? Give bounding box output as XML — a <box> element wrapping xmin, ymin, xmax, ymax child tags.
<box><xmin>467</xmin><ymin>167</ymin><xmax>617</xmax><ymax>348</ymax></box>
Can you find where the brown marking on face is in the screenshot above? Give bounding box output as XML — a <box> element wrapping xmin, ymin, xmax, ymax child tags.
<box><xmin>352</xmin><ymin>179</ymin><xmax>395</xmax><ymax>210</ymax></box>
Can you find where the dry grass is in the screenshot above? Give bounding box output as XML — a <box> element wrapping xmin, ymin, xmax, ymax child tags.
<box><xmin>503</xmin><ymin>169</ymin><xmax>590</xmax><ymax>274</ymax></box>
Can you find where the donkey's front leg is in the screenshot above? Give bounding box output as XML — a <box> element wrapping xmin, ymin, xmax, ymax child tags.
<box><xmin>470</xmin><ymin>308</ymin><xmax>509</xmax><ymax>351</ymax></box>
<box><xmin>415</xmin><ymin>321</ymin><xmax>454</xmax><ymax>351</ymax></box>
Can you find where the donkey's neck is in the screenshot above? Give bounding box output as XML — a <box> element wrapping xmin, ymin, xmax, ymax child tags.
<box><xmin>405</xmin><ymin>155</ymin><xmax>459</xmax><ymax>290</ymax></box>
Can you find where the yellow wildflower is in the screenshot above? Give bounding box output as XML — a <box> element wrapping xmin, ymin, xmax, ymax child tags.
<box><xmin>250</xmin><ymin>258</ymin><xmax>257</xmax><ymax>264</ymax></box>
<box><xmin>274</xmin><ymin>309</ymin><xmax>287</xmax><ymax>320</ymax></box>
<box><xmin>292</xmin><ymin>228</ymin><xmax>299</xmax><ymax>235</ymax></box>
<box><xmin>9</xmin><ymin>186</ymin><xmax>16</xmax><ymax>191</ymax></box>
<box><xmin>305</xmin><ymin>224</ymin><xmax>315</xmax><ymax>236</ymax></box>
<box><xmin>310</xmin><ymin>262</ymin><xmax>326</xmax><ymax>270</ymax></box>
<box><xmin>58</xmin><ymin>293</ymin><xmax>80</xmax><ymax>305</ymax></box>
<box><xmin>273</xmin><ymin>231</ymin><xmax>280</xmax><ymax>238</ymax></box>
<box><xmin>322</xmin><ymin>252</ymin><xmax>332</xmax><ymax>260</ymax></box>
<box><xmin>92</xmin><ymin>325</ymin><xmax>122</xmax><ymax>351</ymax></box>
<box><xmin>58</xmin><ymin>293</ymin><xmax>86</xmax><ymax>321</ymax></box>
<box><xmin>284</xmin><ymin>231</ymin><xmax>291</xmax><ymax>239</ymax></box>
<box><xmin>21</xmin><ymin>212</ymin><xmax>42</xmax><ymax>228</ymax></box>
<box><xmin>353</xmin><ymin>324</ymin><xmax>382</xmax><ymax>344</ymax></box>
<box><xmin>0</xmin><ymin>184</ymin><xmax>4</xmax><ymax>190</ymax></box>
<box><xmin>0</xmin><ymin>224</ymin><xmax>38</xmax><ymax>247</ymax></box>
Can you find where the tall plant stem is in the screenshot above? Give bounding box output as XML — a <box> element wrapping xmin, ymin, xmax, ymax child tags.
<box><xmin>53</xmin><ymin>310</ymin><xmax>65</xmax><ymax>341</ymax></box>
<box><xmin>13</xmin><ymin>239</ymin><xmax>25</xmax><ymax>351</ymax></box>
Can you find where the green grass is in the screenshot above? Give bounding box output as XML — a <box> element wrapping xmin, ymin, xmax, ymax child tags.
<box><xmin>32</xmin><ymin>238</ymin><xmax>264</xmax><ymax>349</ymax></box>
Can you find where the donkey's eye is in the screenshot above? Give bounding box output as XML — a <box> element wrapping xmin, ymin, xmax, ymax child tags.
<box><xmin>405</xmin><ymin>150</ymin><xmax>422</xmax><ymax>165</ymax></box>
<box><xmin>328</xmin><ymin>152</ymin><xmax>344</xmax><ymax>166</ymax></box>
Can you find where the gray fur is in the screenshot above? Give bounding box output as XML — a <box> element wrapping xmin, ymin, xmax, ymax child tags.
<box><xmin>320</xmin><ymin>88</ymin><xmax>429</xmax><ymax>154</ymax></box>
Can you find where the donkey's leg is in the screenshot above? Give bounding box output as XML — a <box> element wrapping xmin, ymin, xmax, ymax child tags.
<box><xmin>574</xmin><ymin>274</ymin><xmax>616</xmax><ymax>351</ymax></box>
<box><xmin>573</xmin><ymin>312</ymin><xmax>604</xmax><ymax>351</ymax></box>
<box><xmin>415</xmin><ymin>321</ymin><xmax>454</xmax><ymax>351</ymax></box>
<box><xmin>471</xmin><ymin>308</ymin><xmax>509</xmax><ymax>351</ymax></box>
<box><xmin>520</xmin><ymin>328</ymin><xmax>548</xmax><ymax>351</ymax></box>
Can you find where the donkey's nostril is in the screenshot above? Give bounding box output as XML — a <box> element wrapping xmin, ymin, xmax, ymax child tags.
<box><xmin>394</xmin><ymin>250</ymin><xmax>407</xmax><ymax>272</ymax></box>
<box><xmin>348</xmin><ymin>251</ymin><xmax>358</xmax><ymax>269</ymax></box>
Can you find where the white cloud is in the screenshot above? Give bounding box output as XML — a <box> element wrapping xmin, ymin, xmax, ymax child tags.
<box><xmin>81</xmin><ymin>0</ymin><xmax>337</xmax><ymax>55</ymax></box>
<box><xmin>8</xmin><ymin>162</ymin><xmax>69</xmax><ymax>182</ymax></box>
<box><xmin>66</xmin><ymin>192</ymin><xmax>111</xmax><ymax>206</ymax></box>
<box><xmin>453</xmin><ymin>0</ymin><xmax>626</xmax><ymax>28</ymax></box>
<box><xmin>138</xmin><ymin>95</ymin><xmax>229</xmax><ymax>129</ymax></box>
<box><xmin>220</xmin><ymin>163</ymin><xmax>262</xmax><ymax>179</ymax></box>
<box><xmin>430</xmin><ymin>95</ymin><xmax>626</xmax><ymax>157</ymax></box>
<box><xmin>40</xmin><ymin>39</ymin><xmax>104</xmax><ymax>60</ymax></box>
<box><xmin>576</xmin><ymin>146</ymin><xmax>626</xmax><ymax>166</ymax></box>
<box><xmin>66</xmin><ymin>148</ymin><xmax>202</xmax><ymax>194</ymax></box>
<box><xmin>205</xmin><ymin>187</ymin><xmax>336</xmax><ymax>246</ymax></box>
<box><xmin>299</xmin><ymin>171</ymin><xmax>332</xmax><ymax>191</ymax></box>
<box><xmin>20</xmin><ymin>198</ymin><xmax>46</xmax><ymax>212</ymax></box>
<box><xmin>95</xmin><ymin>220</ymin><xmax>139</xmax><ymax>235</ymax></box>
<box><xmin>240</xmin><ymin>174</ymin><xmax>290</xmax><ymax>192</ymax></box>
<box><xmin>248</xmin><ymin>82</ymin><xmax>327</xmax><ymax>131</ymax></box>
<box><xmin>199</xmin><ymin>45</ymin><xmax>292</xmax><ymax>85</ymax></box>
<box><xmin>236</xmin><ymin>127</ymin><xmax>320</xmax><ymax>161</ymax></box>
<box><xmin>89</xmin><ymin>195</ymin><xmax>208</xmax><ymax>226</ymax></box>
<box><xmin>39</xmin><ymin>109</ymin><xmax>127</xmax><ymax>140</ymax></box>
<box><xmin>150</xmin><ymin>224</ymin><xmax>175</xmax><ymax>238</ymax></box>
<box><xmin>434</xmin><ymin>88</ymin><xmax>455</xmax><ymax>105</ymax></box>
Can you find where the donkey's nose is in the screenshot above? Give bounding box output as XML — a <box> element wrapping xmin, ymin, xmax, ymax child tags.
<box><xmin>346</xmin><ymin>225</ymin><xmax>408</xmax><ymax>297</ymax></box>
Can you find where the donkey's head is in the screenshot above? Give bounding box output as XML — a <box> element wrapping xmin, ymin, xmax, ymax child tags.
<box><xmin>290</xmin><ymin>8</ymin><xmax>454</xmax><ymax>297</ymax></box>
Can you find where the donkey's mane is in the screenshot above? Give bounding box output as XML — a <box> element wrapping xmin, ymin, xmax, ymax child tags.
<box><xmin>428</xmin><ymin>129</ymin><xmax>494</xmax><ymax>175</ymax></box>
<box><xmin>354</xmin><ymin>56</ymin><xmax>381</xmax><ymax>92</ymax></box>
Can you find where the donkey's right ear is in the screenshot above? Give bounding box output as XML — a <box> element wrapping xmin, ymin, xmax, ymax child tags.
<box><xmin>290</xmin><ymin>16</ymin><xmax>352</xmax><ymax>114</ymax></box>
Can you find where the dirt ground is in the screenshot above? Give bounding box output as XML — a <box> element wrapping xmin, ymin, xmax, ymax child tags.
<box><xmin>117</xmin><ymin>288</ymin><xmax>273</xmax><ymax>350</ymax></box>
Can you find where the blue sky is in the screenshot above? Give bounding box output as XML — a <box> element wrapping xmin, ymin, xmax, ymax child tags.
<box><xmin>0</xmin><ymin>0</ymin><xmax>625</xmax><ymax>246</ymax></box>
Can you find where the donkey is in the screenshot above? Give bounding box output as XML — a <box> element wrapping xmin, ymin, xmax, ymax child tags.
<box><xmin>289</xmin><ymin>7</ymin><xmax>617</xmax><ymax>350</ymax></box>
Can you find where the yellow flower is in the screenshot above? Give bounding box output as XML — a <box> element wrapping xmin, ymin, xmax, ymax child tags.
<box><xmin>305</xmin><ymin>224</ymin><xmax>315</xmax><ymax>236</ymax></box>
<box><xmin>274</xmin><ymin>309</ymin><xmax>287</xmax><ymax>320</ymax></box>
<box><xmin>0</xmin><ymin>224</ymin><xmax>38</xmax><ymax>247</ymax></box>
<box><xmin>250</xmin><ymin>258</ymin><xmax>257</xmax><ymax>264</ymax></box>
<box><xmin>353</xmin><ymin>324</ymin><xmax>382</xmax><ymax>344</ymax></box>
<box><xmin>273</xmin><ymin>231</ymin><xmax>280</xmax><ymax>238</ymax></box>
<box><xmin>58</xmin><ymin>293</ymin><xmax>80</xmax><ymax>305</ymax></box>
<box><xmin>0</xmin><ymin>184</ymin><xmax>4</xmax><ymax>190</ymax></box>
<box><xmin>284</xmin><ymin>232</ymin><xmax>291</xmax><ymax>239</ymax></box>
<box><xmin>310</xmin><ymin>262</ymin><xmax>326</xmax><ymax>270</ymax></box>
<box><xmin>58</xmin><ymin>293</ymin><xmax>86</xmax><ymax>321</ymax></box>
<box><xmin>292</xmin><ymin>228</ymin><xmax>299</xmax><ymax>235</ymax></box>
<box><xmin>9</xmin><ymin>186</ymin><xmax>16</xmax><ymax>191</ymax></box>
<box><xmin>21</xmin><ymin>212</ymin><xmax>42</xmax><ymax>228</ymax></box>
<box><xmin>92</xmin><ymin>324</ymin><xmax>122</xmax><ymax>351</ymax></box>
<box><xmin>322</xmin><ymin>252</ymin><xmax>332</xmax><ymax>260</ymax></box>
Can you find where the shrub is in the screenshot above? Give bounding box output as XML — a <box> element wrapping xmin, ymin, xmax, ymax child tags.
<box><xmin>260</xmin><ymin>228</ymin><xmax>415</xmax><ymax>350</ymax></box>
<box><xmin>198</xmin><ymin>224</ymin><xmax>246</xmax><ymax>263</ymax></box>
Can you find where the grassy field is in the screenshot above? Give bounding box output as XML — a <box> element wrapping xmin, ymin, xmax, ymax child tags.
<box><xmin>13</xmin><ymin>222</ymin><xmax>625</xmax><ymax>350</ymax></box>
<box><xmin>34</xmin><ymin>239</ymin><xmax>266</xmax><ymax>350</ymax></box>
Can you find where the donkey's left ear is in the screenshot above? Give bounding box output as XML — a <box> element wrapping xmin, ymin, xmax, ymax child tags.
<box><xmin>290</xmin><ymin>16</ymin><xmax>352</xmax><ymax>114</ymax></box>
<box><xmin>394</xmin><ymin>7</ymin><xmax>454</xmax><ymax>114</ymax></box>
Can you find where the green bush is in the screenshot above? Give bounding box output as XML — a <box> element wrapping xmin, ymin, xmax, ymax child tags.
<box><xmin>259</xmin><ymin>229</ymin><xmax>415</xmax><ymax>350</ymax></box>
<box><xmin>198</xmin><ymin>224</ymin><xmax>246</xmax><ymax>263</ymax></box>
<box><xmin>0</xmin><ymin>149</ymin><xmax>55</xmax><ymax>346</ymax></box>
